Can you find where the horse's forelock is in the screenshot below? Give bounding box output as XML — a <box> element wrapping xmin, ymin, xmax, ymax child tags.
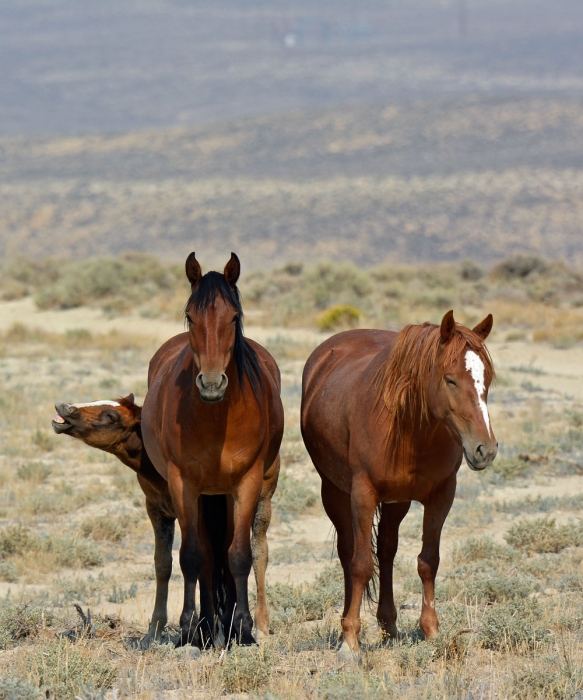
<box><xmin>375</xmin><ymin>322</ymin><xmax>494</xmax><ymax>441</ymax></box>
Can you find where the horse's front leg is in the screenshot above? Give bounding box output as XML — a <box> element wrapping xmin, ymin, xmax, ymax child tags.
<box><xmin>229</xmin><ymin>469</ymin><xmax>263</xmax><ymax>645</ymax></box>
<box><xmin>140</xmin><ymin>499</ymin><xmax>175</xmax><ymax>649</ymax></box>
<box><xmin>169</xmin><ymin>467</ymin><xmax>204</xmax><ymax>647</ymax></box>
<box><xmin>376</xmin><ymin>501</ymin><xmax>411</xmax><ymax>640</ymax></box>
<box><xmin>251</xmin><ymin>455</ymin><xmax>279</xmax><ymax>641</ymax></box>
<box><xmin>418</xmin><ymin>474</ymin><xmax>456</xmax><ymax>639</ymax></box>
<box><xmin>338</xmin><ymin>474</ymin><xmax>378</xmax><ymax>661</ymax></box>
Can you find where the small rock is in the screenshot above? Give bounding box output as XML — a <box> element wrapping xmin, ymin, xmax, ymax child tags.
<box><xmin>543</xmin><ymin>587</ymin><xmax>558</xmax><ymax>596</ymax></box>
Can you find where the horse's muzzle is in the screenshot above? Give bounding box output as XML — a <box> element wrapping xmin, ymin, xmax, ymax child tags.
<box><xmin>196</xmin><ymin>372</ymin><xmax>228</xmax><ymax>403</ymax></box>
<box><xmin>52</xmin><ymin>402</ymin><xmax>80</xmax><ymax>433</ymax></box>
<box><xmin>463</xmin><ymin>441</ymin><xmax>498</xmax><ymax>471</ymax></box>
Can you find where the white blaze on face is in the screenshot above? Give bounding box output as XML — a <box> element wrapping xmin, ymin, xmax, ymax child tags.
<box><xmin>464</xmin><ymin>350</ymin><xmax>491</xmax><ymax>437</ymax></box>
<box><xmin>72</xmin><ymin>400</ymin><xmax>120</xmax><ymax>409</ymax></box>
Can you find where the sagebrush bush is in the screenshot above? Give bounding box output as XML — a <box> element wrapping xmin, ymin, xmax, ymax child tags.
<box><xmin>505</xmin><ymin>517</ymin><xmax>583</xmax><ymax>554</ymax></box>
<box><xmin>267</xmin><ymin>563</ymin><xmax>344</xmax><ymax>627</ymax></box>
<box><xmin>0</xmin><ymin>526</ymin><xmax>103</xmax><ymax>568</ymax></box>
<box><xmin>464</xmin><ymin>573</ymin><xmax>539</xmax><ymax>602</ymax></box>
<box><xmin>80</xmin><ymin>514</ymin><xmax>134</xmax><ymax>543</ymax></box>
<box><xmin>29</xmin><ymin>640</ymin><xmax>117</xmax><ymax>698</ymax></box>
<box><xmin>272</xmin><ymin>472</ymin><xmax>317</xmax><ymax>520</ymax></box>
<box><xmin>16</xmin><ymin>462</ymin><xmax>52</xmax><ymax>483</ymax></box>
<box><xmin>451</xmin><ymin>535</ymin><xmax>515</xmax><ymax>565</ymax></box>
<box><xmin>478</xmin><ymin>599</ymin><xmax>549</xmax><ymax>652</ymax></box>
<box><xmin>0</xmin><ymin>676</ymin><xmax>41</xmax><ymax>700</ymax></box>
<box><xmin>222</xmin><ymin>643</ymin><xmax>273</xmax><ymax>693</ymax></box>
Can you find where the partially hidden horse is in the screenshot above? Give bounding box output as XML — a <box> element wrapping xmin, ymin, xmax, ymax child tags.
<box><xmin>52</xmin><ymin>394</ymin><xmax>179</xmax><ymax>648</ymax></box>
<box><xmin>301</xmin><ymin>310</ymin><xmax>497</xmax><ymax>660</ymax></box>
<box><xmin>142</xmin><ymin>252</ymin><xmax>284</xmax><ymax>647</ymax></box>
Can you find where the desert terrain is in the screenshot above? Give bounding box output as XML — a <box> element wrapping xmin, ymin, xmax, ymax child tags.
<box><xmin>0</xmin><ymin>257</ymin><xmax>581</xmax><ymax>698</ymax></box>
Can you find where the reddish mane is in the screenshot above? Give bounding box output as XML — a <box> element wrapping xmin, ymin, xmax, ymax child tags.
<box><xmin>374</xmin><ymin>322</ymin><xmax>495</xmax><ymax>440</ymax></box>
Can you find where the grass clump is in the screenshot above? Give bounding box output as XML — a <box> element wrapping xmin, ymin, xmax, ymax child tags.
<box><xmin>505</xmin><ymin>517</ymin><xmax>583</xmax><ymax>554</ymax></box>
<box><xmin>511</xmin><ymin>662</ymin><xmax>583</xmax><ymax>700</ymax></box>
<box><xmin>0</xmin><ymin>602</ymin><xmax>54</xmax><ymax>649</ymax></box>
<box><xmin>317</xmin><ymin>304</ymin><xmax>362</xmax><ymax>331</ymax></box>
<box><xmin>478</xmin><ymin>599</ymin><xmax>549</xmax><ymax>652</ymax></box>
<box><xmin>465</xmin><ymin>573</ymin><xmax>539</xmax><ymax>602</ymax></box>
<box><xmin>29</xmin><ymin>640</ymin><xmax>117</xmax><ymax>698</ymax></box>
<box><xmin>16</xmin><ymin>461</ymin><xmax>52</xmax><ymax>483</ymax></box>
<box><xmin>0</xmin><ymin>676</ymin><xmax>41</xmax><ymax>700</ymax></box>
<box><xmin>222</xmin><ymin>643</ymin><xmax>273</xmax><ymax>693</ymax></box>
<box><xmin>451</xmin><ymin>535</ymin><xmax>515</xmax><ymax>565</ymax></box>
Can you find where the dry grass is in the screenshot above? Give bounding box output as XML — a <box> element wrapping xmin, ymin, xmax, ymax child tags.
<box><xmin>0</xmin><ymin>260</ymin><xmax>581</xmax><ymax>698</ymax></box>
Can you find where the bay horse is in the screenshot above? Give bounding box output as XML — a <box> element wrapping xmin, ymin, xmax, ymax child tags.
<box><xmin>142</xmin><ymin>252</ymin><xmax>284</xmax><ymax>647</ymax></box>
<box><xmin>52</xmin><ymin>395</ymin><xmax>175</xmax><ymax>648</ymax></box>
<box><xmin>301</xmin><ymin>310</ymin><xmax>497</xmax><ymax>660</ymax></box>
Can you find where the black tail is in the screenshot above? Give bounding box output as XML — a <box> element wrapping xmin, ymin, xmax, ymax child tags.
<box><xmin>200</xmin><ymin>494</ymin><xmax>233</xmax><ymax>643</ymax></box>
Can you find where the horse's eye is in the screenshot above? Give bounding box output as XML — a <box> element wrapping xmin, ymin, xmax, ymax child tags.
<box><xmin>445</xmin><ymin>377</ymin><xmax>457</xmax><ymax>387</ymax></box>
<box><xmin>185</xmin><ymin>314</ymin><xmax>193</xmax><ymax>325</ymax></box>
<box><xmin>231</xmin><ymin>314</ymin><xmax>238</xmax><ymax>324</ymax></box>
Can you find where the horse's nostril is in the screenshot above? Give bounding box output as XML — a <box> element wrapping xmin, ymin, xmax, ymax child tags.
<box><xmin>476</xmin><ymin>444</ymin><xmax>485</xmax><ymax>458</ymax></box>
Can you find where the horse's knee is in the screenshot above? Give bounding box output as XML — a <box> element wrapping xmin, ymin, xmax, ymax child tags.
<box><xmin>417</xmin><ymin>553</ymin><xmax>439</xmax><ymax>581</ymax></box>
<box><xmin>229</xmin><ymin>546</ymin><xmax>252</xmax><ymax>578</ymax></box>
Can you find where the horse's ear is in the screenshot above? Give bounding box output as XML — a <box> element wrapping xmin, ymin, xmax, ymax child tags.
<box><xmin>472</xmin><ymin>314</ymin><xmax>493</xmax><ymax>341</ymax></box>
<box><xmin>224</xmin><ymin>252</ymin><xmax>240</xmax><ymax>288</ymax></box>
<box><xmin>185</xmin><ymin>252</ymin><xmax>202</xmax><ymax>290</ymax></box>
<box><xmin>123</xmin><ymin>393</ymin><xmax>135</xmax><ymax>404</ymax></box>
<box><xmin>440</xmin><ymin>310</ymin><xmax>456</xmax><ymax>343</ymax></box>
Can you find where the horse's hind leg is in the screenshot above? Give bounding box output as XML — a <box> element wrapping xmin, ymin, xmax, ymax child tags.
<box><xmin>320</xmin><ymin>472</ymin><xmax>353</xmax><ymax>620</ymax></box>
<box><xmin>140</xmin><ymin>500</ymin><xmax>175</xmax><ymax>649</ymax></box>
<box><xmin>376</xmin><ymin>501</ymin><xmax>411</xmax><ymax>640</ymax></box>
<box><xmin>418</xmin><ymin>474</ymin><xmax>456</xmax><ymax>639</ymax></box>
<box><xmin>251</xmin><ymin>456</ymin><xmax>279</xmax><ymax>641</ymax></box>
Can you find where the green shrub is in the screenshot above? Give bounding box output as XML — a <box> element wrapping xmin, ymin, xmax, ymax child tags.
<box><xmin>478</xmin><ymin>599</ymin><xmax>549</xmax><ymax>652</ymax></box>
<box><xmin>319</xmin><ymin>672</ymin><xmax>391</xmax><ymax>699</ymax></box>
<box><xmin>0</xmin><ymin>526</ymin><xmax>102</xmax><ymax>568</ymax></box>
<box><xmin>505</xmin><ymin>517</ymin><xmax>583</xmax><ymax>554</ymax></box>
<box><xmin>80</xmin><ymin>514</ymin><xmax>132</xmax><ymax>543</ymax></box>
<box><xmin>29</xmin><ymin>640</ymin><xmax>117</xmax><ymax>698</ymax></box>
<box><xmin>465</xmin><ymin>573</ymin><xmax>539</xmax><ymax>602</ymax></box>
<box><xmin>317</xmin><ymin>304</ymin><xmax>362</xmax><ymax>331</ymax></box>
<box><xmin>267</xmin><ymin>563</ymin><xmax>344</xmax><ymax>626</ymax></box>
<box><xmin>222</xmin><ymin>643</ymin><xmax>273</xmax><ymax>693</ymax></box>
<box><xmin>273</xmin><ymin>472</ymin><xmax>317</xmax><ymax>521</ymax></box>
<box><xmin>0</xmin><ymin>676</ymin><xmax>41</xmax><ymax>700</ymax></box>
<box><xmin>451</xmin><ymin>535</ymin><xmax>515</xmax><ymax>565</ymax></box>
<box><xmin>511</xmin><ymin>664</ymin><xmax>583</xmax><ymax>700</ymax></box>
<box><xmin>392</xmin><ymin>640</ymin><xmax>434</xmax><ymax>677</ymax></box>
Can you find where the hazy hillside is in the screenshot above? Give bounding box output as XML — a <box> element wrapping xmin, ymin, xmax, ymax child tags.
<box><xmin>1</xmin><ymin>95</ymin><xmax>583</xmax><ymax>267</ymax></box>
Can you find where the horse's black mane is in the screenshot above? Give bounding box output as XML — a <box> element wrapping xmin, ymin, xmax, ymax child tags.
<box><xmin>185</xmin><ymin>271</ymin><xmax>264</xmax><ymax>399</ymax></box>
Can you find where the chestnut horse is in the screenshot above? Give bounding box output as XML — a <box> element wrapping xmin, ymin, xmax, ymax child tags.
<box><xmin>142</xmin><ymin>253</ymin><xmax>284</xmax><ymax>647</ymax></box>
<box><xmin>301</xmin><ymin>310</ymin><xmax>497</xmax><ymax>660</ymax></box>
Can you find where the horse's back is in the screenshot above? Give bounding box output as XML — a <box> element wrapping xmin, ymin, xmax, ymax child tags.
<box><xmin>303</xmin><ymin>329</ymin><xmax>395</xmax><ymax>399</ymax></box>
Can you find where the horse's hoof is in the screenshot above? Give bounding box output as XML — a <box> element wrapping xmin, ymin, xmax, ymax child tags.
<box><xmin>337</xmin><ymin>641</ymin><xmax>359</xmax><ymax>663</ymax></box>
<box><xmin>139</xmin><ymin>636</ymin><xmax>153</xmax><ymax>650</ymax></box>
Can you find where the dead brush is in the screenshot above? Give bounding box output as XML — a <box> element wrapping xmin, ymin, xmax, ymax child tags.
<box><xmin>0</xmin><ymin>602</ymin><xmax>55</xmax><ymax>649</ymax></box>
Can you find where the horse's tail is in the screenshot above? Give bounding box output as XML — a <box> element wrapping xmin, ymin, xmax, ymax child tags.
<box><xmin>365</xmin><ymin>504</ymin><xmax>382</xmax><ymax>606</ymax></box>
<box><xmin>200</xmin><ymin>494</ymin><xmax>232</xmax><ymax>642</ymax></box>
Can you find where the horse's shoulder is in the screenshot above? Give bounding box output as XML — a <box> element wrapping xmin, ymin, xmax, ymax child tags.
<box><xmin>148</xmin><ymin>332</ymin><xmax>189</xmax><ymax>386</ymax></box>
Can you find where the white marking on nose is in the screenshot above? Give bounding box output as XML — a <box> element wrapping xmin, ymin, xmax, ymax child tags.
<box><xmin>464</xmin><ymin>350</ymin><xmax>491</xmax><ymax>437</ymax></box>
<box><xmin>72</xmin><ymin>400</ymin><xmax>120</xmax><ymax>408</ymax></box>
